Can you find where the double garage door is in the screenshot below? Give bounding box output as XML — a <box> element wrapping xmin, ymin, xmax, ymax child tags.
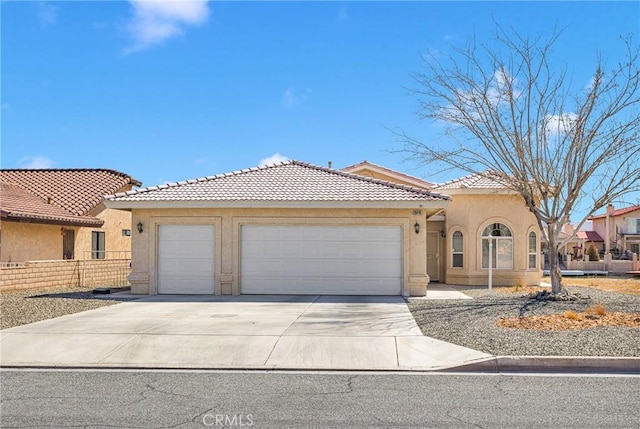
<box><xmin>157</xmin><ymin>225</ymin><xmax>402</xmax><ymax>295</ymax></box>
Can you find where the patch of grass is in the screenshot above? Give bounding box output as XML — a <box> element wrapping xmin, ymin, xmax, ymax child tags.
<box><xmin>586</xmin><ymin>304</ymin><xmax>607</xmax><ymax>316</ymax></box>
<box><xmin>564</xmin><ymin>310</ymin><xmax>582</xmax><ymax>321</ymax></box>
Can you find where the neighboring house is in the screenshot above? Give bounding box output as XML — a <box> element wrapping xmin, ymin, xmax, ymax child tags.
<box><xmin>105</xmin><ymin>160</ymin><xmax>542</xmax><ymax>297</ymax></box>
<box><xmin>588</xmin><ymin>204</ymin><xmax>640</xmax><ymax>256</ymax></box>
<box><xmin>345</xmin><ymin>163</ymin><xmax>542</xmax><ymax>287</ymax></box>
<box><xmin>0</xmin><ymin>169</ymin><xmax>140</xmax><ymax>263</ymax></box>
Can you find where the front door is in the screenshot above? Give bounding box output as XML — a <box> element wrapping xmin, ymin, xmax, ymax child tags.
<box><xmin>62</xmin><ymin>229</ymin><xmax>75</xmax><ymax>260</ymax></box>
<box><xmin>427</xmin><ymin>231</ymin><xmax>440</xmax><ymax>282</ymax></box>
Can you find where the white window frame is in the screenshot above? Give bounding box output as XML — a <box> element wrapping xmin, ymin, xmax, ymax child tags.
<box><xmin>528</xmin><ymin>231</ymin><xmax>537</xmax><ymax>269</ymax></box>
<box><xmin>452</xmin><ymin>231</ymin><xmax>463</xmax><ymax>268</ymax></box>
<box><xmin>481</xmin><ymin>223</ymin><xmax>513</xmax><ymax>270</ymax></box>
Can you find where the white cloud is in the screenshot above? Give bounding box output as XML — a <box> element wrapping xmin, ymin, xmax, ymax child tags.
<box><xmin>18</xmin><ymin>156</ymin><xmax>55</xmax><ymax>169</ymax></box>
<box><xmin>124</xmin><ymin>0</ymin><xmax>210</xmax><ymax>54</ymax></box>
<box><xmin>282</xmin><ymin>86</ymin><xmax>312</xmax><ymax>108</ymax></box>
<box><xmin>545</xmin><ymin>113</ymin><xmax>578</xmax><ymax>136</ymax></box>
<box><xmin>258</xmin><ymin>153</ymin><xmax>289</xmax><ymax>167</ymax></box>
<box><xmin>37</xmin><ymin>2</ymin><xmax>58</xmax><ymax>26</ymax></box>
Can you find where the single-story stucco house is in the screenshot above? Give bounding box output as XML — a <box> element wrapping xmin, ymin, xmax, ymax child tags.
<box><xmin>105</xmin><ymin>160</ymin><xmax>542</xmax><ymax>296</ymax></box>
<box><xmin>1</xmin><ymin>169</ymin><xmax>140</xmax><ymax>263</ymax></box>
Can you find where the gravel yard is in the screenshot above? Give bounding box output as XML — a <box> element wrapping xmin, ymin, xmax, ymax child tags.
<box><xmin>1</xmin><ymin>288</ymin><xmax>128</xmax><ymax>330</ymax></box>
<box><xmin>408</xmin><ymin>286</ymin><xmax>640</xmax><ymax>357</ymax></box>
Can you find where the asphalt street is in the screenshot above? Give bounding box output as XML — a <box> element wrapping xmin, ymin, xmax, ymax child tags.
<box><xmin>1</xmin><ymin>370</ymin><xmax>638</xmax><ymax>428</ymax></box>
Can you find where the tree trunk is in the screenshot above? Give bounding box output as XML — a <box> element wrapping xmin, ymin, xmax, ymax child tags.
<box><xmin>546</xmin><ymin>226</ymin><xmax>567</xmax><ymax>294</ymax></box>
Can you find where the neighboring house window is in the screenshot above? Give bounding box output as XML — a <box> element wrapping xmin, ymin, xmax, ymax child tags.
<box><xmin>481</xmin><ymin>223</ymin><xmax>513</xmax><ymax>269</ymax></box>
<box><xmin>62</xmin><ymin>229</ymin><xmax>75</xmax><ymax>260</ymax></box>
<box><xmin>630</xmin><ymin>243</ymin><xmax>639</xmax><ymax>254</ymax></box>
<box><xmin>629</xmin><ymin>218</ymin><xmax>640</xmax><ymax>234</ymax></box>
<box><xmin>452</xmin><ymin>231</ymin><xmax>463</xmax><ymax>268</ymax></box>
<box><xmin>92</xmin><ymin>231</ymin><xmax>105</xmax><ymax>259</ymax></box>
<box><xmin>528</xmin><ymin>232</ymin><xmax>537</xmax><ymax>269</ymax></box>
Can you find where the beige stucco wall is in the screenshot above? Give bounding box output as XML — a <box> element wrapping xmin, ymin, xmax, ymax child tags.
<box><xmin>0</xmin><ymin>206</ymin><xmax>132</xmax><ymax>263</ymax></box>
<box><xmin>0</xmin><ymin>221</ymin><xmax>63</xmax><ymax>262</ymax></box>
<box><xmin>442</xmin><ymin>192</ymin><xmax>542</xmax><ymax>286</ymax></box>
<box><xmin>128</xmin><ymin>207</ymin><xmax>432</xmax><ymax>296</ymax></box>
<box><xmin>75</xmin><ymin>205</ymin><xmax>133</xmax><ymax>259</ymax></box>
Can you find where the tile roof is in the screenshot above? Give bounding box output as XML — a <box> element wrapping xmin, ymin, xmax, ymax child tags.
<box><xmin>576</xmin><ymin>230</ymin><xmax>604</xmax><ymax>242</ymax></box>
<box><xmin>588</xmin><ymin>205</ymin><xmax>640</xmax><ymax>220</ymax></box>
<box><xmin>0</xmin><ymin>183</ymin><xmax>103</xmax><ymax>226</ymax></box>
<box><xmin>1</xmin><ymin>169</ymin><xmax>140</xmax><ymax>226</ymax></box>
<box><xmin>432</xmin><ymin>171</ymin><xmax>511</xmax><ymax>190</ymax></box>
<box><xmin>340</xmin><ymin>160</ymin><xmax>435</xmax><ymax>189</ymax></box>
<box><xmin>106</xmin><ymin>160</ymin><xmax>450</xmax><ymax>204</ymax></box>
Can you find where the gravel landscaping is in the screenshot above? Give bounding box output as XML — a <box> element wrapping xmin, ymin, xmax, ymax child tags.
<box><xmin>0</xmin><ymin>288</ymin><xmax>129</xmax><ymax>330</ymax></box>
<box><xmin>408</xmin><ymin>286</ymin><xmax>640</xmax><ymax>357</ymax></box>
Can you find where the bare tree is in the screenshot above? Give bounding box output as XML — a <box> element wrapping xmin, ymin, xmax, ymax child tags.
<box><xmin>401</xmin><ymin>28</ymin><xmax>640</xmax><ymax>294</ymax></box>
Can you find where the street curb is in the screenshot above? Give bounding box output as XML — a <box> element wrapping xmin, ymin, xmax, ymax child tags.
<box><xmin>442</xmin><ymin>356</ymin><xmax>640</xmax><ymax>374</ymax></box>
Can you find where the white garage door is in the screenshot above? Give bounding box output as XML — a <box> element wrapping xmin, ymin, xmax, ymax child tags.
<box><xmin>241</xmin><ymin>225</ymin><xmax>402</xmax><ymax>295</ymax></box>
<box><xmin>157</xmin><ymin>225</ymin><xmax>214</xmax><ymax>294</ymax></box>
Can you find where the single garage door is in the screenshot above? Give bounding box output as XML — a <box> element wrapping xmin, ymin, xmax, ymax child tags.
<box><xmin>241</xmin><ymin>225</ymin><xmax>402</xmax><ymax>295</ymax></box>
<box><xmin>157</xmin><ymin>225</ymin><xmax>214</xmax><ymax>294</ymax></box>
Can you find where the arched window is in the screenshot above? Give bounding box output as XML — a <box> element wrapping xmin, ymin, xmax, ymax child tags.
<box><xmin>481</xmin><ymin>223</ymin><xmax>513</xmax><ymax>269</ymax></box>
<box><xmin>528</xmin><ymin>232</ymin><xmax>537</xmax><ymax>269</ymax></box>
<box><xmin>452</xmin><ymin>231</ymin><xmax>463</xmax><ymax>267</ymax></box>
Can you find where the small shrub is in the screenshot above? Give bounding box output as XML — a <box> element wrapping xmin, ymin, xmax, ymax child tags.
<box><xmin>586</xmin><ymin>304</ymin><xmax>606</xmax><ymax>316</ymax></box>
<box><xmin>564</xmin><ymin>310</ymin><xmax>582</xmax><ymax>321</ymax></box>
<box><xmin>586</xmin><ymin>243</ymin><xmax>600</xmax><ymax>262</ymax></box>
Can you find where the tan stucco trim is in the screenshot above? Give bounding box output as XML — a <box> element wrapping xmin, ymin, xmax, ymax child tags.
<box><xmin>130</xmin><ymin>207</ymin><xmax>429</xmax><ymax>297</ymax></box>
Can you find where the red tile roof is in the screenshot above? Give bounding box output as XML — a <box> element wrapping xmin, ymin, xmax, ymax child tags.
<box><xmin>1</xmin><ymin>169</ymin><xmax>140</xmax><ymax>226</ymax></box>
<box><xmin>106</xmin><ymin>160</ymin><xmax>450</xmax><ymax>204</ymax></box>
<box><xmin>576</xmin><ymin>230</ymin><xmax>604</xmax><ymax>242</ymax></box>
<box><xmin>588</xmin><ymin>205</ymin><xmax>640</xmax><ymax>220</ymax></box>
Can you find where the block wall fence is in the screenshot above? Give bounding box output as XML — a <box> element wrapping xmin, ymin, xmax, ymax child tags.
<box><xmin>0</xmin><ymin>259</ymin><xmax>130</xmax><ymax>292</ymax></box>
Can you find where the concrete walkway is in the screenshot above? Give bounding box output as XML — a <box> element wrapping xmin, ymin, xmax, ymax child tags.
<box><xmin>0</xmin><ymin>295</ymin><xmax>491</xmax><ymax>371</ymax></box>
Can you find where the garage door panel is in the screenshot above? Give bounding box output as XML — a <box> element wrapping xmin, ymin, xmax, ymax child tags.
<box><xmin>241</xmin><ymin>225</ymin><xmax>401</xmax><ymax>295</ymax></box>
<box><xmin>158</xmin><ymin>225</ymin><xmax>215</xmax><ymax>294</ymax></box>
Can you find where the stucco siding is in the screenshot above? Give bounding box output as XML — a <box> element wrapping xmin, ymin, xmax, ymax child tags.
<box><xmin>75</xmin><ymin>205</ymin><xmax>133</xmax><ymax>259</ymax></box>
<box><xmin>443</xmin><ymin>193</ymin><xmax>542</xmax><ymax>286</ymax></box>
<box><xmin>128</xmin><ymin>207</ymin><xmax>430</xmax><ymax>296</ymax></box>
<box><xmin>0</xmin><ymin>222</ymin><xmax>62</xmax><ymax>262</ymax></box>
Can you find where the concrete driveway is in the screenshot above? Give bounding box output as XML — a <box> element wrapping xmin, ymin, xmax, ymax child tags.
<box><xmin>0</xmin><ymin>295</ymin><xmax>491</xmax><ymax>370</ymax></box>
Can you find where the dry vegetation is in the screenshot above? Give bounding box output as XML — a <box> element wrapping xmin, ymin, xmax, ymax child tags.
<box><xmin>498</xmin><ymin>307</ymin><xmax>640</xmax><ymax>331</ymax></box>
<box><xmin>494</xmin><ymin>278</ymin><xmax>640</xmax><ymax>331</ymax></box>
<box><xmin>559</xmin><ymin>276</ymin><xmax>640</xmax><ymax>296</ymax></box>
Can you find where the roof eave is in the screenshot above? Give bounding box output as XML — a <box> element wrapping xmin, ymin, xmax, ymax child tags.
<box><xmin>105</xmin><ymin>199</ymin><xmax>450</xmax><ymax>210</ymax></box>
<box><xmin>1</xmin><ymin>213</ymin><xmax>104</xmax><ymax>227</ymax></box>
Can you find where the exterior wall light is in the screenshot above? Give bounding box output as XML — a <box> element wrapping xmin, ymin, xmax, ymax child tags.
<box><xmin>414</xmin><ymin>221</ymin><xmax>420</xmax><ymax>234</ymax></box>
<box><xmin>440</xmin><ymin>230</ymin><xmax>446</xmax><ymax>238</ymax></box>
<box><xmin>137</xmin><ymin>221</ymin><xmax>144</xmax><ymax>234</ymax></box>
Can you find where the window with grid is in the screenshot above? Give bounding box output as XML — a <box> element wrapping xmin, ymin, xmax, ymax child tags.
<box><xmin>452</xmin><ymin>231</ymin><xmax>463</xmax><ymax>268</ymax></box>
<box><xmin>528</xmin><ymin>231</ymin><xmax>537</xmax><ymax>269</ymax></box>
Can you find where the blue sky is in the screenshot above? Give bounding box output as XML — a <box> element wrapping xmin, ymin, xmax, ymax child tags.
<box><xmin>2</xmin><ymin>1</ymin><xmax>638</xmax><ymax>221</ymax></box>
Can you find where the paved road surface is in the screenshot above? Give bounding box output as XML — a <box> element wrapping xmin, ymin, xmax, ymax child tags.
<box><xmin>1</xmin><ymin>370</ymin><xmax>638</xmax><ymax>428</ymax></box>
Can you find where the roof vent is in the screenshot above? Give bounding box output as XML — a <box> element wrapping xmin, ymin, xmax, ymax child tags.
<box><xmin>47</xmin><ymin>197</ymin><xmax>52</xmax><ymax>204</ymax></box>
<box><xmin>327</xmin><ymin>161</ymin><xmax>332</xmax><ymax>169</ymax></box>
